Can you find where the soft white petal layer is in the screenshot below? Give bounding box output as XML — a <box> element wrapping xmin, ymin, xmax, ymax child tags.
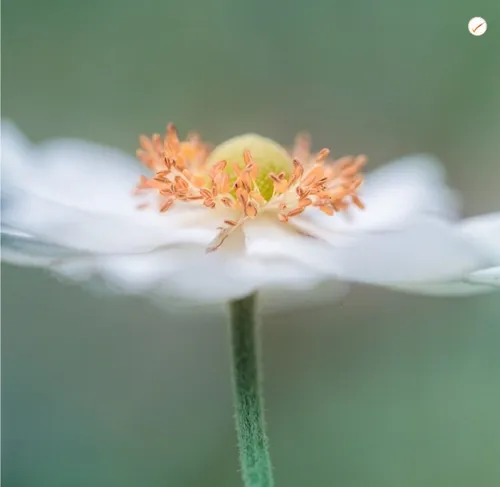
<box><xmin>460</xmin><ymin>213</ymin><xmax>500</xmax><ymax>262</ymax></box>
<box><xmin>359</xmin><ymin>154</ymin><xmax>460</xmax><ymax>222</ymax></box>
<box><xmin>243</xmin><ymin>217</ymin><xmax>344</xmax><ymax>275</ymax></box>
<box><xmin>468</xmin><ymin>267</ymin><xmax>500</xmax><ymax>287</ymax></box>
<box><xmin>49</xmin><ymin>247</ymin><xmax>337</xmax><ymax>303</ymax></box>
<box><xmin>387</xmin><ymin>265</ymin><xmax>500</xmax><ymax>296</ymax></box>
<box><xmin>1</xmin><ymin>121</ymin><xmax>216</xmax><ymax>254</ymax></box>
<box><xmin>290</xmin><ymin>157</ymin><xmax>494</xmax><ymax>289</ymax></box>
<box><xmin>386</xmin><ymin>280</ymin><xmax>498</xmax><ymax>296</ymax></box>
<box><xmin>298</xmin><ymin>154</ymin><xmax>460</xmax><ymax>236</ymax></box>
<box><xmin>2</xmin><ymin>210</ymin><xmax>346</xmax><ymax>304</ymax></box>
<box><xmin>292</xmin><ymin>216</ymin><xmax>490</xmax><ymax>285</ymax></box>
<box><xmin>389</xmin><ymin>214</ymin><xmax>500</xmax><ymax>295</ymax></box>
<box><xmin>1</xmin><ymin>224</ymin><xmax>86</xmax><ymax>266</ymax></box>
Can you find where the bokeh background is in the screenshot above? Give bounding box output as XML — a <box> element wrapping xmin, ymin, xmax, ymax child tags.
<box><xmin>2</xmin><ymin>0</ymin><xmax>500</xmax><ymax>486</ymax></box>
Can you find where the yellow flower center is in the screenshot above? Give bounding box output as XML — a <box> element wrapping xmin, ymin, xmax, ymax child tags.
<box><xmin>206</xmin><ymin>134</ymin><xmax>293</xmax><ymax>201</ymax></box>
<box><xmin>135</xmin><ymin>123</ymin><xmax>367</xmax><ymax>252</ymax></box>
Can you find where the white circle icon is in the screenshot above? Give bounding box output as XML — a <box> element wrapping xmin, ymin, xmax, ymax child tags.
<box><xmin>468</xmin><ymin>17</ymin><xmax>487</xmax><ymax>36</ymax></box>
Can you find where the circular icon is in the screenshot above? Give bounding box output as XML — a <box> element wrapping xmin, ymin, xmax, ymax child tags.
<box><xmin>468</xmin><ymin>17</ymin><xmax>487</xmax><ymax>36</ymax></box>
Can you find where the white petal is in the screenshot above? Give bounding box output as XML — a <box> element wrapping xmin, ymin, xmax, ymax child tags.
<box><xmin>243</xmin><ymin>217</ymin><xmax>343</xmax><ymax>275</ymax></box>
<box><xmin>387</xmin><ymin>265</ymin><xmax>500</xmax><ymax>296</ymax></box>
<box><xmin>161</xmin><ymin>220</ymin><xmax>345</xmax><ymax>302</ymax></box>
<box><xmin>293</xmin><ymin>215</ymin><xmax>489</xmax><ymax>284</ymax></box>
<box><xmin>1</xmin><ymin>121</ymin><xmax>217</xmax><ymax>254</ymax></box>
<box><xmin>299</xmin><ymin>154</ymin><xmax>459</xmax><ymax>235</ymax></box>
<box><xmin>460</xmin><ymin>213</ymin><xmax>500</xmax><ymax>261</ymax></box>
<box><xmin>1</xmin><ymin>120</ymin><xmax>142</xmax><ymax>213</ymax></box>
<box><xmin>239</xmin><ymin>218</ymin><xmax>350</xmax><ymax>309</ymax></box>
<box><xmin>467</xmin><ymin>267</ymin><xmax>500</xmax><ymax>287</ymax></box>
<box><xmin>52</xmin><ymin>218</ymin><xmax>347</xmax><ymax>304</ymax></box>
<box><xmin>359</xmin><ymin>154</ymin><xmax>460</xmax><ymax>221</ymax></box>
<box><xmin>386</xmin><ymin>280</ymin><xmax>498</xmax><ymax>296</ymax></box>
<box><xmin>51</xmin><ymin>247</ymin><xmax>323</xmax><ymax>303</ymax></box>
<box><xmin>351</xmin><ymin>212</ymin><xmax>500</xmax><ymax>296</ymax></box>
<box><xmin>1</xmin><ymin>224</ymin><xmax>84</xmax><ymax>266</ymax></box>
<box><xmin>54</xmin><ymin>246</ymin><xmax>256</xmax><ymax>301</ymax></box>
<box><xmin>289</xmin><ymin>155</ymin><xmax>494</xmax><ymax>287</ymax></box>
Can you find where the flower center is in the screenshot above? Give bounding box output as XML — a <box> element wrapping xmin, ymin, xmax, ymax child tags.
<box><xmin>135</xmin><ymin>123</ymin><xmax>367</xmax><ymax>252</ymax></box>
<box><xmin>206</xmin><ymin>134</ymin><xmax>293</xmax><ymax>201</ymax></box>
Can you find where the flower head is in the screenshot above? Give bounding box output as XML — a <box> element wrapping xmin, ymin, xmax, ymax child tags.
<box><xmin>1</xmin><ymin>120</ymin><xmax>498</xmax><ymax>308</ymax></box>
<box><xmin>135</xmin><ymin>124</ymin><xmax>366</xmax><ymax>252</ymax></box>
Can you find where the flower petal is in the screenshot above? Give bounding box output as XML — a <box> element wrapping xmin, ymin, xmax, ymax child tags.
<box><xmin>460</xmin><ymin>212</ymin><xmax>500</xmax><ymax>262</ymax></box>
<box><xmin>298</xmin><ymin>154</ymin><xmax>460</xmax><ymax>234</ymax></box>
<box><xmin>293</xmin><ymin>215</ymin><xmax>490</xmax><ymax>284</ymax></box>
<box><xmin>39</xmin><ymin>218</ymin><xmax>347</xmax><ymax>304</ymax></box>
<box><xmin>467</xmin><ymin>267</ymin><xmax>500</xmax><ymax>288</ymax></box>
<box><xmin>50</xmin><ymin>247</ymin><xmax>329</xmax><ymax>303</ymax></box>
<box><xmin>289</xmin><ymin>155</ymin><xmax>496</xmax><ymax>288</ymax></box>
<box><xmin>359</xmin><ymin>154</ymin><xmax>460</xmax><ymax>222</ymax></box>
<box><xmin>385</xmin><ymin>280</ymin><xmax>498</xmax><ymax>296</ymax></box>
<box><xmin>386</xmin><ymin>265</ymin><xmax>500</xmax><ymax>296</ymax></box>
<box><xmin>1</xmin><ymin>121</ymin><xmax>216</xmax><ymax>254</ymax></box>
<box><xmin>1</xmin><ymin>224</ymin><xmax>85</xmax><ymax>266</ymax></box>
<box><xmin>388</xmin><ymin>214</ymin><xmax>500</xmax><ymax>295</ymax></box>
<box><xmin>243</xmin><ymin>217</ymin><xmax>343</xmax><ymax>275</ymax></box>
<box><xmin>52</xmin><ymin>246</ymin><xmax>256</xmax><ymax>301</ymax></box>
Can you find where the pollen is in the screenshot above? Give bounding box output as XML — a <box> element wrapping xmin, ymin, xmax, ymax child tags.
<box><xmin>135</xmin><ymin>123</ymin><xmax>367</xmax><ymax>252</ymax></box>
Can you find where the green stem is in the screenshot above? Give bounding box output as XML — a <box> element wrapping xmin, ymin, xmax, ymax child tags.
<box><xmin>229</xmin><ymin>293</ymin><xmax>274</xmax><ymax>487</ymax></box>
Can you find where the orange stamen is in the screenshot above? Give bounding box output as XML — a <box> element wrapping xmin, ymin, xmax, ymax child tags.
<box><xmin>134</xmin><ymin>124</ymin><xmax>366</xmax><ymax>252</ymax></box>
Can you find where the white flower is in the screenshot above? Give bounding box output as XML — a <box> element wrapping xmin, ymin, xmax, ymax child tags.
<box><xmin>1</xmin><ymin>120</ymin><xmax>498</xmax><ymax>308</ymax></box>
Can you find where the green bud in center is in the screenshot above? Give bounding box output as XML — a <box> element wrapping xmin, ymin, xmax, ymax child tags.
<box><xmin>206</xmin><ymin>134</ymin><xmax>293</xmax><ymax>201</ymax></box>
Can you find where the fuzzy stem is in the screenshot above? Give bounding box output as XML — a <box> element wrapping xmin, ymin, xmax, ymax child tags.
<box><xmin>229</xmin><ymin>293</ymin><xmax>274</xmax><ymax>487</ymax></box>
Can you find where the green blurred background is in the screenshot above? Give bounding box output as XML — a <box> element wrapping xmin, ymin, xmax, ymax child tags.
<box><xmin>2</xmin><ymin>0</ymin><xmax>500</xmax><ymax>486</ymax></box>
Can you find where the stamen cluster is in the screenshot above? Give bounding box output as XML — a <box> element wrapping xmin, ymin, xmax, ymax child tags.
<box><xmin>135</xmin><ymin>124</ymin><xmax>366</xmax><ymax>250</ymax></box>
